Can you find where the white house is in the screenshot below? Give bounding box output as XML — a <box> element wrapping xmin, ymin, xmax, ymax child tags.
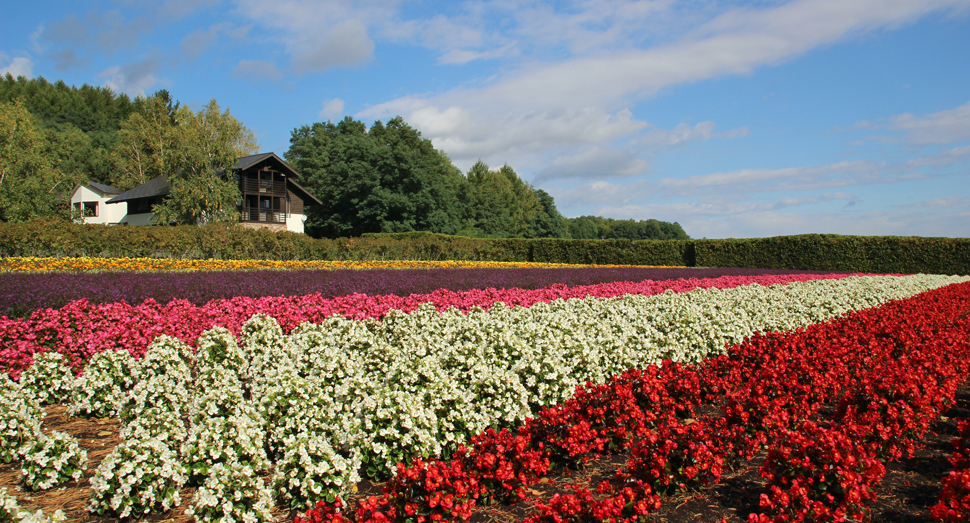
<box><xmin>93</xmin><ymin>152</ymin><xmax>321</xmax><ymax>234</ymax></box>
<box><xmin>69</xmin><ymin>182</ymin><xmax>128</xmax><ymax>225</ymax></box>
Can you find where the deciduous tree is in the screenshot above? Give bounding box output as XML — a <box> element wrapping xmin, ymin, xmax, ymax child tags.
<box><xmin>152</xmin><ymin>100</ymin><xmax>258</xmax><ymax>225</ymax></box>
<box><xmin>0</xmin><ymin>101</ymin><xmax>79</xmax><ymax>222</ymax></box>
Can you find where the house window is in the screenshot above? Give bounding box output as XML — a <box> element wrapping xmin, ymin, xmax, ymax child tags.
<box><xmin>74</xmin><ymin>202</ymin><xmax>98</xmax><ymax>217</ymax></box>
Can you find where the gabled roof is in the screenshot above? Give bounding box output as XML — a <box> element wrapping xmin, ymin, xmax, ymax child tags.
<box><xmin>88</xmin><ymin>182</ymin><xmax>124</xmax><ymax>195</ymax></box>
<box><xmin>106</xmin><ymin>175</ymin><xmax>170</xmax><ymax>204</ymax></box>
<box><xmin>235</xmin><ymin>152</ymin><xmax>302</xmax><ymax>178</ymax></box>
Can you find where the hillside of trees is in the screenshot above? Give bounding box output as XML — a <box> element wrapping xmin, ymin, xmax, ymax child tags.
<box><xmin>0</xmin><ymin>74</ymin><xmax>689</xmax><ymax>239</ymax></box>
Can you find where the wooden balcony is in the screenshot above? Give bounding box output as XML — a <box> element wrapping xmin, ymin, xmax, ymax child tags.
<box><xmin>240</xmin><ymin>206</ymin><xmax>286</xmax><ymax>224</ymax></box>
<box><xmin>240</xmin><ymin>178</ymin><xmax>286</xmax><ymax>196</ymax></box>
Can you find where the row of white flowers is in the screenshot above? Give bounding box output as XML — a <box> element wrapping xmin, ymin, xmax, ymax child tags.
<box><xmin>2</xmin><ymin>274</ymin><xmax>967</xmax><ymax>520</ymax></box>
<box><xmin>268</xmin><ymin>275</ymin><xmax>965</xmax><ymax>475</ymax></box>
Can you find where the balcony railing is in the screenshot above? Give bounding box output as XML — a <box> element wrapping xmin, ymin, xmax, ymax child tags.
<box><xmin>240</xmin><ymin>207</ymin><xmax>286</xmax><ymax>223</ymax></box>
<box><xmin>240</xmin><ymin>178</ymin><xmax>286</xmax><ymax>196</ymax></box>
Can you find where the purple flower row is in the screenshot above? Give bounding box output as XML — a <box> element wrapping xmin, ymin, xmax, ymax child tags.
<box><xmin>0</xmin><ymin>266</ymin><xmax>850</xmax><ymax>319</ymax></box>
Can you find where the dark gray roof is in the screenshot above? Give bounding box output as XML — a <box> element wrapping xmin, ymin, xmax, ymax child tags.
<box><xmin>106</xmin><ymin>175</ymin><xmax>170</xmax><ymax>204</ymax></box>
<box><xmin>235</xmin><ymin>152</ymin><xmax>301</xmax><ymax>178</ymax></box>
<box><xmin>88</xmin><ymin>182</ymin><xmax>124</xmax><ymax>195</ymax></box>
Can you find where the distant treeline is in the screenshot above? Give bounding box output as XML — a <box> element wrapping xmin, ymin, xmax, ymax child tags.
<box><xmin>0</xmin><ymin>75</ymin><xmax>688</xmax><ymax>241</ymax></box>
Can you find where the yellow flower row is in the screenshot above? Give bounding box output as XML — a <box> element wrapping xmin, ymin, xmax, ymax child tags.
<box><xmin>0</xmin><ymin>256</ymin><xmax>680</xmax><ymax>273</ymax></box>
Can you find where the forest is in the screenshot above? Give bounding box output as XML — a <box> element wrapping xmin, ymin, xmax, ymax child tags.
<box><xmin>0</xmin><ymin>74</ymin><xmax>688</xmax><ymax>240</ymax></box>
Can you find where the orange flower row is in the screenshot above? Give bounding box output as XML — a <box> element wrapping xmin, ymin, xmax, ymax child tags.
<box><xmin>0</xmin><ymin>256</ymin><xmax>680</xmax><ymax>273</ymax></box>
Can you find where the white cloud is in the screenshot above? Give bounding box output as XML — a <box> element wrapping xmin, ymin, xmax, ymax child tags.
<box><xmin>290</xmin><ymin>19</ymin><xmax>375</xmax><ymax>73</ymax></box>
<box><xmin>655</xmin><ymin>161</ymin><xmax>884</xmax><ymax>196</ymax></box>
<box><xmin>180</xmin><ymin>24</ymin><xmax>233</xmax><ymax>60</ymax></box>
<box><xmin>98</xmin><ymin>57</ymin><xmax>162</xmax><ymax>96</ymax></box>
<box><xmin>589</xmin><ymin>200</ymin><xmax>970</xmax><ymax>238</ymax></box>
<box><xmin>864</xmin><ymin>100</ymin><xmax>970</xmax><ymax>145</ymax></box>
<box><xmin>915</xmin><ymin>196</ymin><xmax>970</xmax><ymax>209</ymax></box>
<box><xmin>639</xmin><ymin>121</ymin><xmax>750</xmax><ymax>148</ymax></box>
<box><xmin>49</xmin><ymin>49</ymin><xmax>85</xmax><ymax>71</ymax></box>
<box><xmin>158</xmin><ymin>0</ymin><xmax>222</xmax><ymax>20</ymax></box>
<box><xmin>361</xmin><ymin>0</ymin><xmax>968</xmax><ymax>168</ymax></box>
<box><xmin>533</xmin><ymin>147</ymin><xmax>650</xmax><ymax>183</ymax></box>
<box><xmin>0</xmin><ymin>55</ymin><xmax>33</xmax><ymax>78</ymax></box>
<box><xmin>383</xmin><ymin>105</ymin><xmax>648</xmax><ymax>169</ymax></box>
<box><xmin>438</xmin><ymin>42</ymin><xmax>519</xmax><ymax>65</ymax></box>
<box><xmin>231</xmin><ymin>60</ymin><xmax>284</xmax><ymax>81</ymax></box>
<box><xmin>43</xmin><ymin>10</ymin><xmax>149</xmax><ymax>54</ymax></box>
<box><xmin>233</xmin><ymin>0</ymin><xmax>386</xmax><ymax>73</ymax></box>
<box><xmin>319</xmin><ymin>98</ymin><xmax>345</xmax><ymax>121</ymax></box>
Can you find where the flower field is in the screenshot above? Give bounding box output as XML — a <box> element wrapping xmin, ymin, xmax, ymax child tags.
<box><xmin>0</xmin><ymin>256</ymin><xmax>678</xmax><ymax>273</ymax></box>
<box><xmin>1</xmin><ymin>267</ymin><xmax>969</xmax><ymax>523</ymax></box>
<box><xmin>0</xmin><ymin>263</ymin><xmax>840</xmax><ymax>319</ymax></box>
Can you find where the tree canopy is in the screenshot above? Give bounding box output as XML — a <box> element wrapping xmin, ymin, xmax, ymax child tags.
<box><xmin>0</xmin><ymin>74</ymin><xmax>135</xmax><ymax>183</ymax></box>
<box><xmin>285</xmin><ymin>115</ymin><xmax>687</xmax><ymax>240</ymax></box>
<box><xmin>0</xmin><ymin>100</ymin><xmax>82</xmax><ymax>222</ymax></box>
<box><xmin>567</xmin><ymin>215</ymin><xmax>689</xmax><ymax>240</ymax></box>
<box><xmin>151</xmin><ymin>99</ymin><xmax>259</xmax><ymax>225</ymax></box>
<box><xmin>286</xmin><ymin>116</ymin><xmax>468</xmax><ymax>237</ymax></box>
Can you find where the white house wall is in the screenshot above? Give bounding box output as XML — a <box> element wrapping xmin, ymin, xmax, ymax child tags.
<box><xmin>71</xmin><ymin>186</ymin><xmax>127</xmax><ymax>225</ymax></box>
<box><xmin>286</xmin><ymin>213</ymin><xmax>306</xmax><ymax>234</ymax></box>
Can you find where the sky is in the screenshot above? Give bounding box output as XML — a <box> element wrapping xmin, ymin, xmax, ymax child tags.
<box><xmin>2</xmin><ymin>0</ymin><xmax>969</xmax><ymax>239</ymax></box>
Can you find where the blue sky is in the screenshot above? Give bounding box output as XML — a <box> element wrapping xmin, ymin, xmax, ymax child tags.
<box><xmin>2</xmin><ymin>0</ymin><xmax>969</xmax><ymax>239</ymax></box>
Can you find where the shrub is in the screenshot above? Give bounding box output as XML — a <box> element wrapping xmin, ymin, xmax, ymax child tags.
<box><xmin>18</xmin><ymin>352</ymin><xmax>73</xmax><ymax>406</ymax></box>
<box><xmin>18</xmin><ymin>430</ymin><xmax>87</xmax><ymax>491</ymax></box>
<box><xmin>117</xmin><ymin>374</ymin><xmax>190</xmax><ymax>424</ymax></box>
<box><xmin>0</xmin><ymin>488</ymin><xmax>66</xmax><ymax>522</ymax></box>
<box><xmin>620</xmin><ymin>421</ymin><xmax>724</xmax><ymax>496</ymax></box>
<box><xmin>180</xmin><ymin>412</ymin><xmax>270</xmax><ymax>487</ymax></box>
<box><xmin>274</xmin><ymin>431</ymin><xmax>362</xmax><ymax>509</ymax></box>
<box><xmin>752</xmin><ymin>422</ymin><xmax>885</xmax><ymax>523</ymax></box>
<box><xmin>87</xmin><ymin>438</ymin><xmax>188</xmax><ymax>518</ymax></box>
<box><xmin>68</xmin><ymin>349</ymin><xmax>140</xmax><ymax>418</ymax></box>
<box><xmin>0</xmin><ymin>379</ymin><xmax>44</xmax><ymax>463</ymax></box>
<box><xmin>185</xmin><ymin>462</ymin><xmax>275</xmax><ymax>523</ymax></box>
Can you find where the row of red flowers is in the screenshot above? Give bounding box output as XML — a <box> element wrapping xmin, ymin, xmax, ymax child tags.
<box><xmin>0</xmin><ymin>272</ymin><xmax>857</xmax><ymax>379</ymax></box>
<box><xmin>932</xmin><ymin>420</ymin><xmax>970</xmax><ymax>521</ymax></box>
<box><xmin>295</xmin><ymin>280</ymin><xmax>970</xmax><ymax>523</ymax></box>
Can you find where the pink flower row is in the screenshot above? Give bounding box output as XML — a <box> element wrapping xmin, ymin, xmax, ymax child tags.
<box><xmin>0</xmin><ymin>273</ymin><xmax>861</xmax><ymax>379</ymax></box>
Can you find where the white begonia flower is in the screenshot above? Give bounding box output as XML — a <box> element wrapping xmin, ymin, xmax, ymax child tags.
<box><xmin>68</xmin><ymin>349</ymin><xmax>140</xmax><ymax>418</ymax></box>
<box><xmin>188</xmin><ymin>462</ymin><xmax>274</xmax><ymax>523</ymax></box>
<box><xmin>18</xmin><ymin>352</ymin><xmax>75</xmax><ymax>406</ymax></box>
<box><xmin>19</xmin><ymin>430</ymin><xmax>88</xmax><ymax>491</ymax></box>
<box><xmin>88</xmin><ymin>437</ymin><xmax>187</xmax><ymax>519</ymax></box>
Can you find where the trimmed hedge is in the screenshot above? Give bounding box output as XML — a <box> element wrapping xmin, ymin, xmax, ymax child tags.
<box><xmin>692</xmin><ymin>234</ymin><xmax>970</xmax><ymax>275</ymax></box>
<box><xmin>0</xmin><ymin>220</ymin><xmax>967</xmax><ymax>274</ymax></box>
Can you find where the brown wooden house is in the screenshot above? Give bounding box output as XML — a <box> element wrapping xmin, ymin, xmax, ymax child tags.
<box><xmin>106</xmin><ymin>152</ymin><xmax>321</xmax><ymax>233</ymax></box>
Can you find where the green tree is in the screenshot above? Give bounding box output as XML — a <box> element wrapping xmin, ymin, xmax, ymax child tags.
<box><xmin>0</xmin><ymin>74</ymin><xmax>134</xmax><ymax>186</ymax></box>
<box><xmin>44</xmin><ymin>123</ymin><xmax>92</xmax><ymax>180</ymax></box>
<box><xmin>566</xmin><ymin>215</ymin><xmax>690</xmax><ymax>240</ymax></box>
<box><xmin>285</xmin><ymin>116</ymin><xmax>467</xmax><ymax>238</ymax></box>
<box><xmin>0</xmin><ymin>101</ymin><xmax>79</xmax><ymax>221</ymax></box>
<box><xmin>526</xmin><ymin>189</ymin><xmax>569</xmax><ymax>238</ymax></box>
<box><xmin>463</xmin><ymin>161</ymin><xmax>543</xmax><ymax>238</ymax></box>
<box><xmin>152</xmin><ymin>100</ymin><xmax>258</xmax><ymax>225</ymax></box>
<box><xmin>109</xmin><ymin>92</ymin><xmax>178</xmax><ymax>190</ymax></box>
